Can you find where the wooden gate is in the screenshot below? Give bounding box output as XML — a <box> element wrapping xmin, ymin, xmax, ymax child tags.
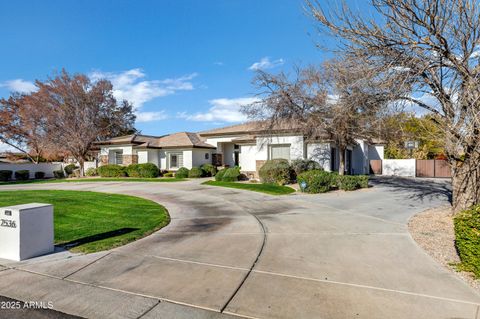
<box><xmin>369</xmin><ymin>160</ymin><xmax>382</xmax><ymax>175</ymax></box>
<box><xmin>416</xmin><ymin>159</ymin><xmax>451</xmax><ymax>178</ymax></box>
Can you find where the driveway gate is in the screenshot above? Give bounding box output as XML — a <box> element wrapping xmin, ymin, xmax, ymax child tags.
<box><xmin>416</xmin><ymin>159</ymin><xmax>451</xmax><ymax>178</ymax></box>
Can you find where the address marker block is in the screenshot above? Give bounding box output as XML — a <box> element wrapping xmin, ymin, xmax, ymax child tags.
<box><xmin>0</xmin><ymin>203</ymin><xmax>54</xmax><ymax>261</ymax></box>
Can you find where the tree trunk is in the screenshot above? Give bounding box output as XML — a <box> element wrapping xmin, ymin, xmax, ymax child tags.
<box><xmin>78</xmin><ymin>157</ymin><xmax>85</xmax><ymax>177</ymax></box>
<box><xmin>338</xmin><ymin>146</ymin><xmax>346</xmax><ymax>175</ymax></box>
<box><xmin>452</xmin><ymin>155</ymin><xmax>480</xmax><ymax>213</ymax></box>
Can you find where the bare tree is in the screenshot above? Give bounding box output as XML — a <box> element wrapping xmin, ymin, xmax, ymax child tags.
<box><xmin>244</xmin><ymin>57</ymin><xmax>388</xmax><ymax>175</ymax></box>
<box><xmin>0</xmin><ymin>93</ymin><xmax>52</xmax><ymax>163</ymax></box>
<box><xmin>2</xmin><ymin>70</ymin><xmax>136</xmax><ymax>175</ymax></box>
<box><xmin>306</xmin><ymin>0</ymin><xmax>480</xmax><ymax>212</ymax></box>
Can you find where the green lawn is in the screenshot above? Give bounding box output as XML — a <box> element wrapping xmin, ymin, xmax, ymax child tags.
<box><xmin>0</xmin><ymin>177</ymin><xmax>184</xmax><ymax>185</ymax></box>
<box><xmin>0</xmin><ymin>190</ymin><xmax>169</xmax><ymax>253</ymax></box>
<box><xmin>203</xmin><ymin>181</ymin><xmax>296</xmax><ymax>195</ymax></box>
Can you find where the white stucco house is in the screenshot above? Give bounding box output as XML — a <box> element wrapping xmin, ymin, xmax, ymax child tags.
<box><xmin>97</xmin><ymin>121</ymin><xmax>384</xmax><ymax>177</ymax></box>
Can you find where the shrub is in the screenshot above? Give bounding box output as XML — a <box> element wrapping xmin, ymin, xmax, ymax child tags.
<box><xmin>164</xmin><ymin>172</ymin><xmax>174</xmax><ymax>178</ymax></box>
<box><xmin>64</xmin><ymin>163</ymin><xmax>77</xmax><ymax>175</ymax></box>
<box><xmin>97</xmin><ymin>164</ymin><xmax>127</xmax><ymax>177</ymax></box>
<box><xmin>201</xmin><ymin>164</ymin><xmax>217</xmax><ymax>177</ymax></box>
<box><xmin>0</xmin><ymin>170</ymin><xmax>12</xmax><ymax>181</ymax></box>
<box><xmin>126</xmin><ymin>163</ymin><xmax>159</xmax><ymax>178</ymax></box>
<box><xmin>222</xmin><ymin>167</ymin><xmax>241</xmax><ymax>182</ymax></box>
<box><xmin>454</xmin><ymin>205</ymin><xmax>480</xmax><ymax>277</ymax></box>
<box><xmin>291</xmin><ymin>159</ymin><xmax>322</xmax><ymax>176</ymax></box>
<box><xmin>34</xmin><ymin>171</ymin><xmax>45</xmax><ymax>179</ymax></box>
<box><xmin>53</xmin><ymin>170</ymin><xmax>65</xmax><ymax>179</ymax></box>
<box><xmin>188</xmin><ymin>167</ymin><xmax>204</xmax><ymax>178</ymax></box>
<box><xmin>215</xmin><ymin>168</ymin><xmax>228</xmax><ymax>181</ymax></box>
<box><xmin>14</xmin><ymin>170</ymin><xmax>30</xmax><ymax>180</ymax></box>
<box><xmin>175</xmin><ymin>167</ymin><xmax>189</xmax><ymax>179</ymax></box>
<box><xmin>259</xmin><ymin>159</ymin><xmax>294</xmax><ymax>185</ymax></box>
<box><xmin>85</xmin><ymin>167</ymin><xmax>98</xmax><ymax>176</ymax></box>
<box><xmin>297</xmin><ymin>170</ymin><xmax>336</xmax><ymax>193</ymax></box>
<box><xmin>336</xmin><ymin>175</ymin><xmax>369</xmax><ymax>191</ymax></box>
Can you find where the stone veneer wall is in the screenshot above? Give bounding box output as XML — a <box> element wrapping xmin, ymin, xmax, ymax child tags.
<box><xmin>254</xmin><ymin>160</ymin><xmax>266</xmax><ymax>179</ymax></box>
<box><xmin>98</xmin><ymin>155</ymin><xmax>138</xmax><ymax>166</ymax></box>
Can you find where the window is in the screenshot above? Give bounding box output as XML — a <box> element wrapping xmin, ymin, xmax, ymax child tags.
<box><xmin>115</xmin><ymin>151</ymin><xmax>123</xmax><ymax>165</ymax></box>
<box><xmin>268</xmin><ymin>144</ymin><xmax>291</xmax><ymax>161</ymax></box>
<box><xmin>205</xmin><ymin>153</ymin><xmax>209</xmax><ymax>160</ymax></box>
<box><xmin>169</xmin><ymin>152</ymin><xmax>183</xmax><ymax>169</ymax></box>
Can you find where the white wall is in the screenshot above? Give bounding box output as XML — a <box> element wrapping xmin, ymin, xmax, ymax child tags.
<box><xmin>368</xmin><ymin>145</ymin><xmax>384</xmax><ymax>160</ymax></box>
<box><xmin>222</xmin><ymin>143</ymin><xmax>235</xmax><ymax>166</ymax></box>
<box><xmin>239</xmin><ymin>144</ymin><xmax>257</xmax><ymax>171</ymax></box>
<box><xmin>137</xmin><ymin>150</ymin><xmax>148</xmax><ymax>164</ymax></box>
<box><xmin>382</xmin><ymin>159</ymin><xmax>416</xmax><ymax>177</ymax></box>
<box><xmin>192</xmin><ymin>149</ymin><xmax>213</xmax><ymax>167</ymax></box>
<box><xmin>352</xmin><ymin>140</ymin><xmax>369</xmax><ymax>175</ymax></box>
<box><xmin>204</xmin><ymin>136</ymin><xmax>242</xmax><ymax>149</ymax></box>
<box><xmin>0</xmin><ymin>163</ymin><xmax>63</xmax><ymax>179</ymax></box>
<box><xmin>307</xmin><ymin>143</ymin><xmax>331</xmax><ymax>171</ymax></box>
<box><xmin>256</xmin><ymin>135</ymin><xmax>305</xmax><ymax>161</ymax></box>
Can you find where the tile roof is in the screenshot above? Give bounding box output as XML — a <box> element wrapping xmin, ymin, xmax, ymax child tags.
<box><xmin>198</xmin><ymin>120</ymin><xmax>304</xmax><ymax>137</ymax></box>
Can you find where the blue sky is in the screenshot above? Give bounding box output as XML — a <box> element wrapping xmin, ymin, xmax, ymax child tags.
<box><xmin>0</xmin><ymin>0</ymin><xmax>343</xmax><ymax>137</ymax></box>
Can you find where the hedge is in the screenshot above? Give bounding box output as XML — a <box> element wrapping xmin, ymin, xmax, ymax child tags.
<box><xmin>126</xmin><ymin>163</ymin><xmax>159</xmax><ymax>178</ymax></box>
<box><xmin>0</xmin><ymin>170</ymin><xmax>12</xmax><ymax>181</ymax></box>
<box><xmin>337</xmin><ymin>175</ymin><xmax>369</xmax><ymax>191</ymax></box>
<box><xmin>221</xmin><ymin>167</ymin><xmax>241</xmax><ymax>182</ymax></box>
<box><xmin>14</xmin><ymin>170</ymin><xmax>30</xmax><ymax>180</ymax></box>
<box><xmin>259</xmin><ymin>159</ymin><xmax>294</xmax><ymax>185</ymax></box>
<box><xmin>454</xmin><ymin>205</ymin><xmax>480</xmax><ymax>277</ymax></box>
<box><xmin>215</xmin><ymin>168</ymin><xmax>228</xmax><ymax>181</ymax></box>
<box><xmin>64</xmin><ymin>163</ymin><xmax>77</xmax><ymax>176</ymax></box>
<box><xmin>164</xmin><ymin>172</ymin><xmax>174</xmax><ymax>177</ymax></box>
<box><xmin>297</xmin><ymin>170</ymin><xmax>336</xmax><ymax>193</ymax></box>
<box><xmin>53</xmin><ymin>170</ymin><xmax>65</xmax><ymax>179</ymax></box>
<box><xmin>85</xmin><ymin>167</ymin><xmax>97</xmax><ymax>176</ymax></box>
<box><xmin>34</xmin><ymin>171</ymin><xmax>46</xmax><ymax>179</ymax></box>
<box><xmin>188</xmin><ymin>167</ymin><xmax>204</xmax><ymax>178</ymax></box>
<box><xmin>201</xmin><ymin>164</ymin><xmax>217</xmax><ymax>177</ymax></box>
<box><xmin>291</xmin><ymin>159</ymin><xmax>321</xmax><ymax>176</ymax></box>
<box><xmin>97</xmin><ymin>164</ymin><xmax>127</xmax><ymax>177</ymax></box>
<box><xmin>175</xmin><ymin>167</ymin><xmax>189</xmax><ymax>179</ymax></box>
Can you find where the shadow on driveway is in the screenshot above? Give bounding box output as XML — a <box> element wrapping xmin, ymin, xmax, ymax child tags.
<box><xmin>369</xmin><ymin>176</ymin><xmax>452</xmax><ymax>204</ymax></box>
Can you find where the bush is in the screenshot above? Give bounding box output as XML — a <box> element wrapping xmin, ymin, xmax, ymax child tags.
<box><xmin>0</xmin><ymin>170</ymin><xmax>12</xmax><ymax>181</ymax></box>
<box><xmin>222</xmin><ymin>167</ymin><xmax>241</xmax><ymax>182</ymax></box>
<box><xmin>291</xmin><ymin>159</ymin><xmax>322</xmax><ymax>176</ymax></box>
<box><xmin>297</xmin><ymin>170</ymin><xmax>336</xmax><ymax>193</ymax></box>
<box><xmin>259</xmin><ymin>159</ymin><xmax>294</xmax><ymax>185</ymax></box>
<box><xmin>454</xmin><ymin>205</ymin><xmax>480</xmax><ymax>277</ymax></box>
<box><xmin>188</xmin><ymin>167</ymin><xmax>204</xmax><ymax>178</ymax></box>
<box><xmin>164</xmin><ymin>172</ymin><xmax>174</xmax><ymax>178</ymax></box>
<box><xmin>53</xmin><ymin>170</ymin><xmax>65</xmax><ymax>179</ymax></box>
<box><xmin>336</xmin><ymin>175</ymin><xmax>369</xmax><ymax>191</ymax></box>
<box><xmin>215</xmin><ymin>168</ymin><xmax>227</xmax><ymax>181</ymax></box>
<box><xmin>97</xmin><ymin>164</ymin><xmax>127</xmax><ymax>177</ymax></box>
<box><xmin>201</xmin><ymin>164</ymin><xmax>217</xmax><ymax>177</ymax></box>
<box><xmin>64</xmin><ymin>163</ymin><xmax>77</xmax><ymax>175</ymax></box>
<box><xmin>85</xmin><ymin>167</ymin><xmax>98</xmax><ymax>176</ymax></box>
<box><xmin>126</xmin><ymin>163</ymin><xmax>159</xmax><ymax>178</ymax></box>
<box><xmin>34</xmin><ymin>171</ymin><xmax>45</xmax><ymax>179</ymax></box>
<box><xmin>14</xmin><ymin>170</ymin><xmax>30</xmax><ymax>180</ymax></box>
<box><xmin>175</xmin><ymin>167</ymin><xmax>189</xmax><ymax>179</ymax></box>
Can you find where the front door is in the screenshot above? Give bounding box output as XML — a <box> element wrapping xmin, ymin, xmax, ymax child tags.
<box><xmin>346</xmin><ymin>149</ymin><xmax>353</xmax><ymax>175</ymax></box>
<box><xmin>234</xmin><ymin>152</ymin><xmax>239</xmax><ymax>166</ymax></box>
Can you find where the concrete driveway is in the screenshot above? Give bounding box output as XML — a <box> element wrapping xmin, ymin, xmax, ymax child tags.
<box><xmin>0</xmin><ymin>177</ymin><xmax>478</xmax><ymax>319</ymax></box>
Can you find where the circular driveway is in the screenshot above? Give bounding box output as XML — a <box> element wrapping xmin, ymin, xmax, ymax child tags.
<box><xmin>0</xmin><ymin>177</ymin><xmax>478</xmax><ymax>319</ymax></box>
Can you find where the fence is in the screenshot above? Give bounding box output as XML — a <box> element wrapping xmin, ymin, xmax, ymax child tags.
<box><xmin>369</xmin><ymin>159</ymin><xmax>451</xmax><ymax>178</ymax></box>
<box><xmin>0</xmin><ymin>161</ymin><xmax>97</xmax><ymax>180</ymax></box>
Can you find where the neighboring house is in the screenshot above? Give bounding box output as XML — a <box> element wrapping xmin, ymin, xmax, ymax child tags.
<box><xmin>97</xmin><ymin>122</ymin><xmax>384</xmax><ymax>177</ymax></box>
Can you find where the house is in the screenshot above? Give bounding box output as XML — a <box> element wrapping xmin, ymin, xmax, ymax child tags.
<box><xmin>97</xmin><ymin>122</ymin><xmax>384</xmax><ymax>177</ymax></box>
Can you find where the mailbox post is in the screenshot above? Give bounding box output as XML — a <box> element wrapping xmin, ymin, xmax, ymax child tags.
<box><xmin>0</xmin><ymin>203</ymin><xmax>54</xmax><ymax>261</ymax></box>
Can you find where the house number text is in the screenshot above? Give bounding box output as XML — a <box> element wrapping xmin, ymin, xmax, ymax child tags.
<box><xmin>0</xmin><ymin>219</ymin><xmax>16</xmax><ymax>228</ymax></box>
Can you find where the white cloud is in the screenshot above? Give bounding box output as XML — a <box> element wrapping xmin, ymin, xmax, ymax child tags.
<box><xmin>214</xmin><ymin>61</ymin><xmax>224</xmax><ymax>66</ymax></box>
<box><xmin>89</xmin><ymin>68</ymin><xmax>198</xmax><ymax>109</ymax></box>
<box><xmin>135</xmin><ymin>111</ymin><xmax>168</xmax><ymax>123</ymax></box>
<box><xmin>179</xmin><ymin>97</ymin><xmax>260</xmax><ymax>123</ymax></box>
<box><xmin>0</xmin><ymin>79</ymin><xmax>36</xmax><ymax>93</ymax></box>
<box><xmin>0</xmin><ymin>142</ymin><xmax>16</xmax><ymax>153</ymax></box>
<box><xmin>248</xmin><ymin>57</ymin><xmax>285</xmax><ymax>71</ymax></box>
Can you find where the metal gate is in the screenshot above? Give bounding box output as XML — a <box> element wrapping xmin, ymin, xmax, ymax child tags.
<box><xmin>369</xmin><ymin>160</ymin><xmax>382</xmax><ymax>175</ymax></box>
<box><xmin>416</xmin><ymin>159</ymin><xmax>451</xmax><ymax>178</ymax></box>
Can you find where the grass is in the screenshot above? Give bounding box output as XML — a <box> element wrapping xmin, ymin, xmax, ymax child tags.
<box><xmin>0</xmin><ymin>177</ymin><xmax>184</xmax><ymax>185</ymax></box>
<box><xmin>203</xmin><ymin>180</ymin><xmax>296</xmax><ymax>195</ymax></box>
<box><xmin>0</xmin><ymin>190</ymin><xmax>169</xmax><ymax>253</ymax></box>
